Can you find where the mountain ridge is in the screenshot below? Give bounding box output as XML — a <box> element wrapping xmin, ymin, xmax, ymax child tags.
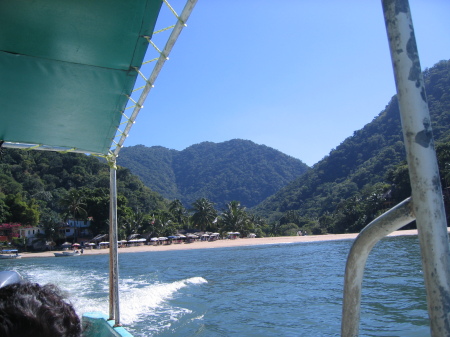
<box><xmin>118</xmin><ymin>139</ymin><xmax>309</xmax><ymax>209</ymax></box>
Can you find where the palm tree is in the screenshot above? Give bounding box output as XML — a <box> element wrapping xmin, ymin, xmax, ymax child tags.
<box><xmin>39</xmin><ymin>210</ymin><xmax>64</xmax><ymax>244</ymax></box>
<box><xmin>191</xmin><ymin>198</ymin><xmax>217</xmax><ymax>232</ymax></box>
<box><xmin>221</xmin><ymin>201</ymin><xmax>250</xmax><ymax>236</ymax></box>
<box><xmin>60</xmin><ymin>188</ymin><xmax>87</xmax><ymax>242</ymax></box>
<box><xmin>271</xmin><ymin>221</ymin><xmax>282</xmax><ymax>236</ymax></box>
<box><xmin>248</xmin><ymin>213</ymin><xmax>265</xmax><ymax>237</ymax></box>
<box><xmin>121</xmin><ymin>209</ymin><xmax>146</xmax><ymax>240</ymax></box>
<box><xmin>169</xmin><ymin>199</ymin><xmax>188</xmax><ymax>227</ymax></box>
<box><xmin>146</xmin><ymin>211</ymin><xmax>176</xmax><ymax>237</ymax></box>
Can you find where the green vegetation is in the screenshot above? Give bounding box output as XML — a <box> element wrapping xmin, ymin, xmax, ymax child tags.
<box><xmin>0</xmin><ymin>150</ymin><xmax>167</xmax><ymax>243</ymax></box>
<box><xmin>0</xmin><ymin>150</ymin><xmax>271</xmax><ymax>242</ymax></box>
<box><xmin>118</xmin><ymin>139</ymin><xmax>309</xmax><ymax>209</ymax></box>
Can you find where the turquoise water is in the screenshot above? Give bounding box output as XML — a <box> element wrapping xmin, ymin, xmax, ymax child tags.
<box><xmin>0</xmin><ymin>236</ymin><xmax>430</xmax><ymax>336</ymax></box>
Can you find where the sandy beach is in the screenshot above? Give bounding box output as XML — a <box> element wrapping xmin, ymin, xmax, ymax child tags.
<box><xmin>17</xmin><ymin>229</ymin><xmax>426</xmax><ymax>259</ymax></box>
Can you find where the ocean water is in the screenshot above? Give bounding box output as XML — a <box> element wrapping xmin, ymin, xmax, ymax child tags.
<box><xmin>0</xmin><ymin>236</ymin><xmax>430</xmax><ymax>336</ymax></box>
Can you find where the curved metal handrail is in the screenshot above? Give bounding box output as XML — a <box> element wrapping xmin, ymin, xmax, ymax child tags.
<box><xmin>341</xmin><ymin>197</ymin><xmax>415</xmax><ymax>336</ymax></box>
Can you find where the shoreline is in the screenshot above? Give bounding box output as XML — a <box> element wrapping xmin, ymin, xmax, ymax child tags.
<box><xmin>16</xmin><ymin>229</ymin><xmax>426</xmax><ymax>259</ymax></box>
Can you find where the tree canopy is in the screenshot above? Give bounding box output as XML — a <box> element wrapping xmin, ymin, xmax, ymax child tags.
<box><xmin>118</xmin><ymin>139</ymin><xmax>309</xmax><ymax>209</ymax></box>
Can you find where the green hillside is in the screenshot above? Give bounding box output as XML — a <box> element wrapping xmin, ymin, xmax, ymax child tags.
<box><xmin>254</xmin><ymin>60</ymin><xmax>450</xmax><ymax>232</ymax></box>
<box><xmin>118</xmin><ymin>139</ymin><xmax>309</xmax><ymax>209</ymax></box>
<box><xmin>0</xmin><ymin>150</ymin><xmax>167</xmax><ymax>235</ymax></box>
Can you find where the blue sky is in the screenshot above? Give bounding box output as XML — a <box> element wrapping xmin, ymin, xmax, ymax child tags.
<box><xmin>125</xmin><ymin>1</ymin><xmax>450</xmax><ymax>167</ymax></box>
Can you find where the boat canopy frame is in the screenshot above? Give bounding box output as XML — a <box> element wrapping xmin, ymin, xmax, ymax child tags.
<box><xmin>0</xmin><ymin>0</ymin><xmax>198</xmax><ymax>327</ymax></box>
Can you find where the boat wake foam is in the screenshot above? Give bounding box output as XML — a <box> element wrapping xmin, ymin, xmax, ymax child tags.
<box><xmin>119</xmin><ymin>276</ymin><xmax>208</xmax><ymax>325</ymax></box>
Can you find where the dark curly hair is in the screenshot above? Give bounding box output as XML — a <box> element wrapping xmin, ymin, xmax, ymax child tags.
<box><xmin>0</xmin><ymin>282</ymin><xmax>81</xmax><ymax>337</ymax></box>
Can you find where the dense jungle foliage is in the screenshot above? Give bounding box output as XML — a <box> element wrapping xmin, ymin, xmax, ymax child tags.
<box><xmin>118</xmin><ymin>139</ymin><xmax>309</xmax><ymax>209</ymax></box>
<box><xmin>254</xmin><ymin>59</ymin><xmax>450</xmax><ymax>234</ymax></box>
<box><xmin>0</xmin><ymin>151</ymin><xmax>167</xmax><ymax>238</ymax></box>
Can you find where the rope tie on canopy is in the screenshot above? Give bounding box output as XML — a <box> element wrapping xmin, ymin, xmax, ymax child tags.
<box><xmin>125</xmin><ymin>95</ymin><xmax>143</xmax><ymax>109</ymax></box>
<box><xmin>141</xmin><ymin>38</ymin><xmax>169</xmax><ymax>66</ymax></box>
<box><xmin>133</xmin><ymin>67</ymin><xmax>149</xmax><ymax>83</ymax></box>
<box><xmin>111</xmin><ymin>139</ymin><xmax>123</xmax><ymax>148</ymax></box>
<box><xmin>114</xmin><ymin>129</ymin><xmax>128</xmax><ymax>139</ymax></box>
<box><xmin>163</xmin><ymin>0</ymin><xmax>187</xmax><ymax>27</ymax></box>
<box><xmin>152</xmin><ymin>25</ymin><xmax>176</xmax><ymax>35</ymax></box>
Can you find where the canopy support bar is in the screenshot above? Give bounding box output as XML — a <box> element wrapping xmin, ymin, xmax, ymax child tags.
<box><xmin>382</xmin><ymin>1</ymin><xmax>450</xmax><ymax>335</ymax></box>
<box><xmin>108</xmin><ymin>158</ymin><xmax>120</xmax><ymax>325</ymax></box>
<box><xmin>113</xmin><ymin>0</ymin><xmax>198</xmax><ymax>157</ymax></box>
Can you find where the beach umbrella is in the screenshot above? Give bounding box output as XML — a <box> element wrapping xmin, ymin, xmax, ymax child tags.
<box><xmin>150</xmin><ymin>238</ymin><xmax>159</xmax><ymax>241</ymax></box>
<box><xmin>72</xmin><ymin>243</ymin><xmax>80</xmax><ymax>246</ymax></box>
<box><xmin>62</xmin><ymin>242</ymin><xmax>72</xmax><ymax>246</ymax></box>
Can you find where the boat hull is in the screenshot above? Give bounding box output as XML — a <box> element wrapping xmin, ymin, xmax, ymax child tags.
<box><xmin>0</xmin><ymin>254</ymin><xmax>21</xmax><ymax>259</ymax></box>
<box><xmin>54</xmin><ymin>251</ymin><xmax>81</xmax><ymax>257</ymax></box>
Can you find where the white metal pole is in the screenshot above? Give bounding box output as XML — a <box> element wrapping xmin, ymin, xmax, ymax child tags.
<box><xmin>109</xmin><ymin>158</ymin><xmax>120</xmax><ymax>326</ymax></box>
<box><xmin>382</xmin><ymin>1</ymin><xmax>450</xmax><ymax>335</ymax></box>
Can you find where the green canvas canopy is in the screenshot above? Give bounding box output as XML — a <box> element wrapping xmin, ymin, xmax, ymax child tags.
<box><xmin>0</xmin><ymin>0</ymin><xmax>163</xmax><ymax>156</ymax></box>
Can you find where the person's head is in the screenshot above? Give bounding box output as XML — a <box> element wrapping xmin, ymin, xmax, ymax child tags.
<box><xmin>0</xmin><ymin>281</ymin><xmax>81</xmax><ymax>337</ymax></box>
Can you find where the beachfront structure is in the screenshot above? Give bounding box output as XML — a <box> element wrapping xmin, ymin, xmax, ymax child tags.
<box><xmin>59</xmin><ymin>219</ymin><xmax>92</xmax><ymax>240</ymax></box>
<box><xmin>2</xmin><ymin>221</ymin><xmax>90</xmax><ymax>246</ymax></box>
<box><xmin>18</xmin><ymin>227</ymin><xmax>44</xmax><ymax>245</ymax></box>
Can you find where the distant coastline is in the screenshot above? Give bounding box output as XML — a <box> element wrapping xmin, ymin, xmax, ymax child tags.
<box><xmin>18</xmin><ymin>229</ymin><xmax>429</xmax><ymax>259</ymax></box>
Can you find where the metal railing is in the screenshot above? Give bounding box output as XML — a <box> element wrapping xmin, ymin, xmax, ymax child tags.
<box><xmin>341</xmin><ymin>1</ymin><xmax>450</xmax><ymax>335</ymax></box>
<box><xmin>341</xmin><ymin>198</ymin><xmax>415</xmax><ymax>336</ymax></box>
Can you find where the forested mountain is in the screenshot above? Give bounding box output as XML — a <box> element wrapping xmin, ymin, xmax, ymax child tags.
<box><xmin>254</xmin><ymin>59</ymin><xmax>450</xmax><ymax>231</ymax></box>
<box><xmin>118</xmin><ymin>139</ymin><xmax>309</xmax><ymax>209</ymax></box>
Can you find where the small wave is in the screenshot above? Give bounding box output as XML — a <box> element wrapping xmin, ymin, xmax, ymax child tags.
<box><xmin>119</xmin><ymin>276</ymin><xmax>207</xmax><ymax>325</ymax></box>
<box><xmin>185</xmin><ymin>277</ymin><xmax>208</xmax><ymax>285</ymax></box>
